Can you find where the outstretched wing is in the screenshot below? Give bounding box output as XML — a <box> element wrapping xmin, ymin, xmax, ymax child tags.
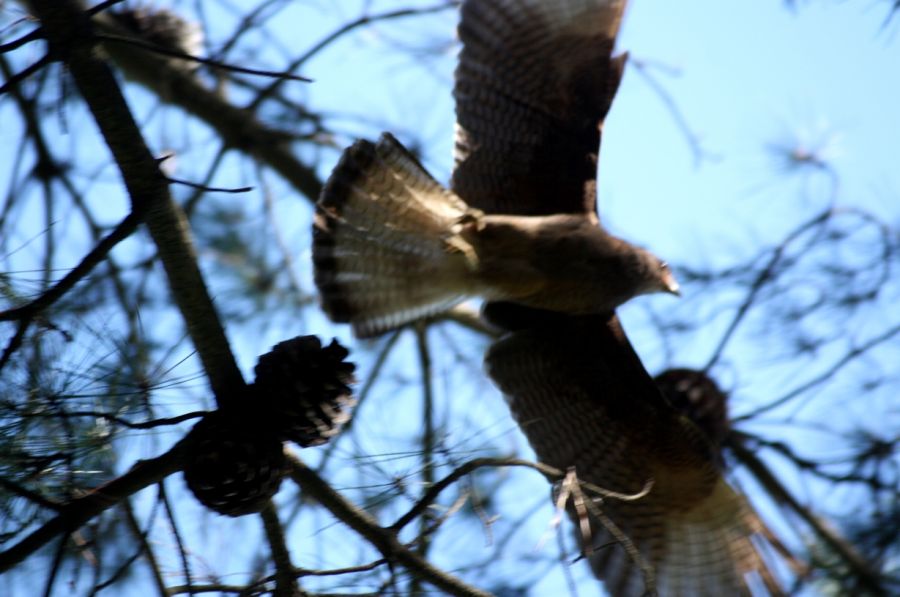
<box><xmin>453</xmin><ymin>0</ymin><xmax>628</xmax><ymax>216</ymax></box>
<box><xmin>484</xmin><ymin>310</ymin><xmax>781</xmax><ymax>596</ymax></box>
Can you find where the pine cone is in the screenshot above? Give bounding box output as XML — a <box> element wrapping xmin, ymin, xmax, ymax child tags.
<box><xmin>254</xmin><ymin>336</ymin><xmax>356</xmax><ymax>448</ymax></box>
<box><xmin>655</xmin><ymin>368</ymin><xmax>730</xmax><ymax>447</ymax></box>
<box><xmin>108</xmin><ymin>7</ymin><xmax>204</xmax><ymax>60</ymax></box>
<box><xmin>183</xmin><ymin>412</ymin><xmax>285</xmax><ymax>517</ymax></box>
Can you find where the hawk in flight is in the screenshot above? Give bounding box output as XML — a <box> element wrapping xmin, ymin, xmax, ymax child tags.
<box><xmin>312</xmin><ymin>5</ymin><xmax>678</xmax><ymax>339</ymax></box>
<box><xmin>313</xmin><ymin>0</ymin><xmax>782</xmax><ymax>594</ymax></box>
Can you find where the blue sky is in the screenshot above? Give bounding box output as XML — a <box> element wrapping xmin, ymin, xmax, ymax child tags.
<box><xmin>247</xmin><ymin>2</ymin><xmax>898</xmax><ymax>594</ymax></box>
<box><xmin>2</xmin><ymin>1</ymin><xmax>898</xmax><ymax>595</ymax></box>
<box><xmin>282</xmin><ymin>0</ymin><xmax>900</xmax><ymax>403</ymax></box>
<box><xmin>283</xmin><ymin>2</ymin><xmax>900</xmax><ymax>594</ymax></box>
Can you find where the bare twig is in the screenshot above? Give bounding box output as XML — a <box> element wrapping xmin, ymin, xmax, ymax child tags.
<box><xmin>11</xmin><ymin>409</ymin><xmax>207</xmax><ymax>430</ymax></box>
<box><xmin>122</xmin><ymin>500</ymin><xmax>168</xmax><ymax>597</ymax></box>
<box><xmin>258</xmin><ymin>166</ymin><xmax>306</xmax><ymax>299</ymax></box>
<box><xmin>0</xmin><ymin>319</ymin><xmax>29</xmax><ymax>374</ymax></box>
<box><xmin>390</xmin><ymin>457</ymin><xmax>653</xmax><ymax>534</ymax></box>
<box><xmin>0</xmin><ymin>54</ymin><xmax>50</xmax><ymax>96</ymax></box>
<box><xmin>0</xmin><ymin>210</ymin><xmax>140</xmax><ymax>374</ymax></box>
<box><xmin>315</xmin><ymin>330</ymin><xmax>403</xmax><ymax>474</ymax></box>
<box><xmin>736</xmin><ymin>321</ymin><xmax>900</xmax><ymax>421</ymax></box>
<box><xmin>214</xmin><ymin>0</ymin><xmax>290</xmax><ymax>62</ymax></box>
<box><xmin>160</xmin><ymin>482</ymin><xmax>193</xmax><ymax>595</ymax></box>
<box><xmin>0</xmin><ymin>477</ymin><xmax>63</xmax><ymax>510</ymax></box>
<box><xmin>728</xmin><ymin>435</ymin><xmax>886</xmax><ymax>594</ymax></box>
<box><xmin>0</xmin><ymin>213</ymin><xmax>141</xmax><ymax>323</ymax></box>
<box><xmin>629</xmin><ymin>57</ymin><xmax>715</xmax><ymax>167</ymax></box>
<box><xmin>85</xmin><ymin>0</ymin><xmax>127</xmax><ymax>16</ymax></box>
<box><xmin>90</xmin><ymin>11</ymin><xmax>323</xmax><ymax>202</ymax></box>
<box><xmin>168</xmin><ymin>559</ymin><xmax>390</xmax><ymax>595</ymax></box>
<box><xmin>703</xmin><ymin>209</ymin><xmax>833</xmax><ymax>372</ymax></box>
<box><xmin>90</xmin><ymin>499</ymin><xmax>163</xmax><ymax>595</ymax></box>
<box><xmin>249</xmin><ymin>2</ymin><xmax>458</xmax><ymax>111</ymax></box>
<box><xmin>29</xmin><ymin>0</ymin><xmax>247</xmax><ymax>405</ymax></box>
<box><xmin>42</xmin><ymin>532</ymin><xmax>69</xmax><ymax>597</ymax></box>
<box><xmin>0</xmin><ymin>436</ymin><xmax>189</xmax><ymax>572</ymax></box>
<box><xmin>286</xmin><ymin>452</ymin><xmax>491</xmax><ymax>597</ymax></box>
<box><xmin>165</xmin><ymin>175</ymin><xmax>252</xmax><ymax>194</ymax></box>
<box><xmin>0</xmin><ymin>28</ymin><xmax>42</xmax><ymax>53</ymax></box>
<box><xmin>579</xmin><ymin>486</ymin><xmax>656</xmax><ymax>595</ymax></box>
<box><xmin>414</xmin><ymin>323</ymin><xmax>436</xmax><ymax>574</ymax></box>
<box><xmin>96</xmin><ymin>33</ymin><xmax>312</xmax><ymax>81</ymax></box>
<box><xmin>260</xmin><ymin>501</ymin><xmax>302</xmax><ymax>597</ymax></box>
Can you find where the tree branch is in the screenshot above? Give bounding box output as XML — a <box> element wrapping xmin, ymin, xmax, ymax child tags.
<box><xmin>0</xmin><ymin>436</ymin><xmax>189</xmax><ymax>572</ymax></box>
<box><xmin>260</xmin><ymin>501</ymin><xmax>302</xmax><ymax>597</ymax></box>
<box><xmin>704</xmin><ymin>209</ymin><xmax>833</xmax><ymax>371</ymax></box>
<box><xmin>122</xmin><ymin>500</ymin><xmax>169</xmax><ymax>597</ymax></box>
<box><xmin>27</xmin><ymin>0</ymin><xmax>246</xmax><ymax>405</ymax></box>
<box><xmin>414</xmin><ymin>323</ymin><xmax>436</xmax><ymax>577</ymax></box>
<box><xmin>0</xmin><ymin>212</ymin><xmax>141</xmax><ymax>322</ymax></box>
<box><xmin>91</xmin><ymin>11</ymin><xmax>323</xmax><ymax>203</ymax></box>
<box><xmin>736</xmin><ymin>321</ymin><xmax>900</xmax><ymax>421</ymax></box>
<box><xmin>249</xmin><ymin>2</ymin><xmax>458</xmax><ymax>111</ymax></box>
<box><xmin>95</xmin><ymin>32</ymin><xmax>311</xmax><ymax>81</ymax></box>
<box><xmin>390</xmin><ymin>457</ymin><xmax>653</xmax><ymax>534</ymax></box>
<box><xmin>286</xmin><ymin>452</ymin><xmax>491</xmax><ymax>597</ymax></box>
<box><xmin>728</xmin><ymin>435</ymin><xmax>887</xmax><ymax>594</ymax></box>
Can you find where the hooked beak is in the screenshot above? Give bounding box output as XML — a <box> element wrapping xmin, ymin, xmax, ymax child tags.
<box><xmin>662</xmin><ymin>272</ymin><xmax>681</xmax><ymax>297</ymax></box>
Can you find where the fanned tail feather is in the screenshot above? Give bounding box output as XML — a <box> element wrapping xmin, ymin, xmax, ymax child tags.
<box><xmin>584</xmin><ymin>479</ymin><xmax>784</xmax><ymax>597</ymax></box>
<box><xmin>313</xmin><ymin>133</ymin><xmax>473</xmax><ymax>337</ymax></box>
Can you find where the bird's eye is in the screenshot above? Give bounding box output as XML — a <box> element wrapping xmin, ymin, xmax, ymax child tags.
<box><xmin>659</xmin><ymin>261</ymin><xmax>669</xmax><ymax>270</ymax></box>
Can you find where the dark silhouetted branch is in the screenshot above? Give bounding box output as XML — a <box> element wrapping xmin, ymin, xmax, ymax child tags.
<box><xmin>0</xmin><ymin>54</ymin><xmax>50</xmax><ymax>96</ymax></box>
<box><xmin>29</xmin><ymin>0</ymin><xmax>247</xmax><ymax>405</ymax></box>
<box><xmin>728</xmin><ymin>435</ymin><xmax>887</xmax><ymax>595</ymax></box>
<box><xmin>0</xmin><ymin>213</ymin><xmax>141</xmax><ymax>323</ymax></box>
<box><xmin>390</xmin><ymin>457</ymin><xmax>653</xmax><ymax>534</ymax></box>
<box><xmin>260</xmin><ymin>501</ymin><xmax>302</xmax><ymax>597</ymax></box>
<box><xmin>0</xmin><ymin>436</ymin><xmax>188</xmax><ymax>572</ymax></box>
<box><xmin>287</xmin><ymin>452</ymin><xmax>492</xmax><ymax>597</ymax></box>
<box><xmin>96</xmin><ymin>32</ymin><xmax>312</xmax><ymax>81</ymax></box>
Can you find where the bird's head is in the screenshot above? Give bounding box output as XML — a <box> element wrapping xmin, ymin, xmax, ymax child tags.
<box><xmin>631</xmin><ymin>248</ymin><xmax>681</xmax><ymax>298</ymax></box>
<box><xmin>657</xmin><ymin>261</ymin><xmax>681</xmax><ymax>296</ymax></box>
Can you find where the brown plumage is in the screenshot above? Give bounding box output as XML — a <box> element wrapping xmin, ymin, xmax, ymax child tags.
<box><xmin>313</xmin><ymin>135</ymin><xmax>473</xmax><ymax>338</ymax></box>
<box><xmin>314</xmin><ymin>1</ymin><xmax>780</xmax><ymax>594</ymax></box>
<box><xmin>485</xmin><ymin>310</ymin><xmax>783</xmax><ymax>596</ymax></box>
<box><xmin>312</xmin><ymin>0</ymin><xmax>678</xmax><ymax>338</ymax></box>
<box><xmin>312</xmin><ymin>135</ymin><xmax>677</xmax><ymax>338</ymax></box>
<box><xmin>454</xmin><ymin>0</ymin><xmax>627</xmax><ymax>216</ymax></box>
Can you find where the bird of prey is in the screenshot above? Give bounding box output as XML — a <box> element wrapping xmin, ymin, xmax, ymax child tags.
<box><xmin>312</xmin><ymin>3</ymin><xmax>678</xmax><ymax>339</ymax></box>
<box><xmin>314</xmin><ymin>0</ymin><xmax>782</xmax><ymax>594</ymax></box>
